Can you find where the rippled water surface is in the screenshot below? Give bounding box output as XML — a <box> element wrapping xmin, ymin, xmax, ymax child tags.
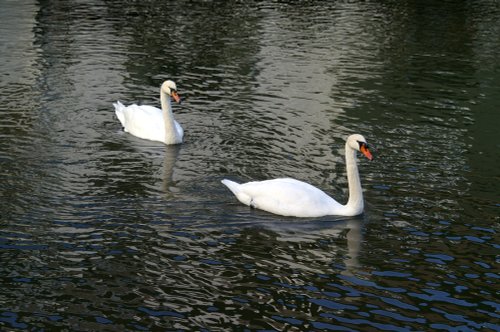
<box><xmin>1</xmin><ymin>0</ymin><xmax>499</xmax><ymax>330</ymax></box>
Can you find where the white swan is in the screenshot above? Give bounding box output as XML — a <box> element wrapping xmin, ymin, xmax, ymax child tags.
<box><xmin>221</xmin><ymin>134</ymin><xmax>373</xmax><ymax>217</ymax></box>
<box><xmin>114</xmin><ymin>80</ymin><xmax>183</xmax><ymax>144</ymax></box>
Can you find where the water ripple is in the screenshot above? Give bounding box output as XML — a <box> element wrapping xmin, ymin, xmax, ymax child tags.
<box><xmin>1</xmin><ymin>0</ymin><xmax>499</xmax><ymax>330</ymax></box>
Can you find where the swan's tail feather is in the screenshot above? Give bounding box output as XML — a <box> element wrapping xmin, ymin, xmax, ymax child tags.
<box><xmin>221</xmin><ymin>179</ymin><xmax>253</xmax><ymax>206</ymax></box>
<box><xmin>221</xmin><ymin>179</ymin><xmax>240</xmax><ymax>195</ymax></box>
<box><xmin>113</xmin><ymin>101</ymin><xmax>126</xmax><ymax>127</ymax></box>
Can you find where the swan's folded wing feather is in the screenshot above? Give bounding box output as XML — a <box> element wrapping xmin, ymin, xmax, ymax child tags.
<box><xmin>120</xmin><ymin>105</ymin><xmax>165</xmax><ymax>140</ymax></box>
<box><xmin>239</xmin><ymin>178</ymin><xmax>339</xmax><ymax>217</ymax></box>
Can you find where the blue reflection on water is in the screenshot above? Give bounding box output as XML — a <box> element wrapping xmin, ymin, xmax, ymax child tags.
<box><xmin>137</xmin><ymin>306</ymin><xmax>185</xmax><ymax>319</ymax></box>
<box><xmin>0</xmin><ymin>312</ymin><xmax>27</xmax><ymax>329</ymax></box>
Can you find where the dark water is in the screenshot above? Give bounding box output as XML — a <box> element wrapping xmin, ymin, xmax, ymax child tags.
<box><xmin>1</xmin><ymin>0</ymin><xmax>499</xmax><ymax>330</ymax></box>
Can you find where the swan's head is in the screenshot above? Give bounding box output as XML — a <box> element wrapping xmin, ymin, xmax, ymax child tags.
<box><xmin>347</xmin><ymin>134</ymin><xmax>373</xmax><ymax>160</ymax></box>
<box><xmin>161</xmin><ymin>80</ymin><xmax>181</xmax><ymax>103</ymax></box>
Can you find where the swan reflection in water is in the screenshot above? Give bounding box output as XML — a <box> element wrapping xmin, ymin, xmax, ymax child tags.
<box><xmin>161</xmin><ymin>145</ymin><xmax>182</xmax><ymax>193</ymax></box>
<box><xmin>256</xmin><ymin>217</ymin><xmax>364</xmax><ymax>276</ymax></box>
<box><xmin>116</xmin><ymin>137</ymin><xmax>182</xmax><ymax>195</ymax></box>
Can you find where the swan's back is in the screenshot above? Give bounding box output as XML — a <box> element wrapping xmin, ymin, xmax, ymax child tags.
<box><xmin>222</xmin><ymin>178</ymin><xmax>343</xmax><ymax>217</ymax></box>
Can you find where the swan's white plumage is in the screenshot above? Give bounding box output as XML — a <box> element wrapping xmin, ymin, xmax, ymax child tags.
<box><xmin>221</xmin><ymin>178</ymin><xmax>342</xmax><ymax>217</ymax></box>
<box><xmin>114</xmin><ymin>80</ymin><xmax>183</xmax><ymax>145</ymax></box>
<box><xmin>114</xmin><ymin>102</ymin><xmax>183</xmax><ymax>143</ymax></box>
<box><xmin>222</xmin><ymin>134</ymin><xmax>373</xmax><ymax>218</ymax></box>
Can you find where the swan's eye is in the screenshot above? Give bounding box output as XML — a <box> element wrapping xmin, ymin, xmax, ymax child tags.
<box><xmin>358</xmin><ymin>141</ymin><xmax>368</xmax><ymax>149</ymax></box>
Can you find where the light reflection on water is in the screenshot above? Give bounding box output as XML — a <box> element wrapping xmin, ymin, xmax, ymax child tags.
<box><xmin>1</xmin><ymin>0</ymin><xmax>499</xmax><ymax>330</ymax></box>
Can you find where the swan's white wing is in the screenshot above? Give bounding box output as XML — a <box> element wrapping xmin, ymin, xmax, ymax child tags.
<box><xmin>115</xmin><ymin>104</ymin><xmax>166</xmax><ymax>142</ymax></box>
<box><xmin>236</xmin><ymin>178</ymin><xmax>342</xmax><ymax>217</ymax></box>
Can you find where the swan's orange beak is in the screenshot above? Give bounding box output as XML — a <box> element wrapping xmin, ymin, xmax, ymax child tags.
<box><xmin>360</xmin><ymin>144</ymin><xmax>373</xmax><ymax>161</ymax></box>
<box><xmin>171</xmin><ymin>91</ymin><xmax>181</xmax><ymax>104</ymax></box>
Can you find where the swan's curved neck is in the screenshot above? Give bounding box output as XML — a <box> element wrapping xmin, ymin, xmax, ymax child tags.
<box><xmin>160</xmin><ymin>90</ymin><xmax>178</xmax><ymax>143</ymax></box>
<box><xmin>343</xmin><ymin>143</ymin><xmax>364</xmax><ymax>215</ymax></box>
